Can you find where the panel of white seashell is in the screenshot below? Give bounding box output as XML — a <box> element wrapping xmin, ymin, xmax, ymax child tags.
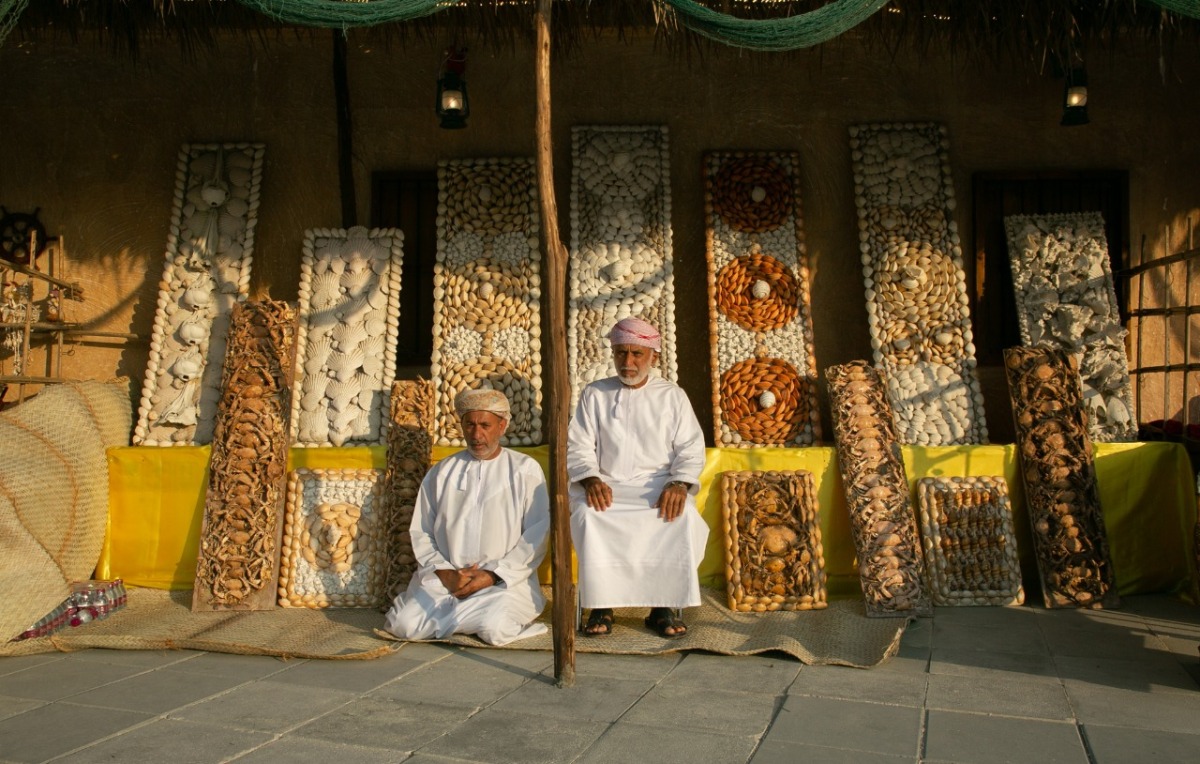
<box><xmin>917</xmin><ymin>476</ymin><xmax>1024</xmax><ymax>607</ymax></box>
<box><xmin>278</xmin><ymin>468</ymin><xmax>387</xmax><ymax>608</ymax></box>
<box><xmin>134</xmin><ymin>143</ymin><xmax>263</xmax><ymax>446</ymax></box>
<box><xmin>290</xmin><ymin>226</ymin><xmax>403</xmax><ymax>447</ymax></box>
<box><xmin>705</xmin><ymin>152</ymin><xmax>821</xmax><ymax>447</ymax></box>
<box><xmin>432</xmin><ymin>158</ymin><xmax>543</xmax><ymax>446</ymax></box>
<box><xmin>1004</xmin><ymin>212</ymin><xmax>1136</xmax><ymax>442</ymax></box>
<box><xmin>849</xmin><ymin>123</ymin><xmax>988</xmax><ymax>446</ymax></box>
<box><xmin>569</xmin><ymin>125</ymin><xmax>677</xmax><ymax>406</ymax></box>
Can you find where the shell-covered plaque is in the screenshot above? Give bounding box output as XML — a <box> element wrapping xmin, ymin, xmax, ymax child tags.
<box><xmin>382</xmin><ymin>379</ymin><xmax>435</xmax><ymax>600</ymax></box>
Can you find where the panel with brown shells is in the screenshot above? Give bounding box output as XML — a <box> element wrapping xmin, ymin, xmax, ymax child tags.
<box><xmin>290</xmin><ymin>226</ymin><xmax>404</xmax><ymax>447</ymax></box>
<box><xmin>721</xmin><ymin>470</ymin><xmax>827</xmax><ymax>612</ymax></box>
<box><xmin>134</xmin><ymin>143</ymin><xmax>263</xmax><ymax>446</ymax></box>
<box><xmin>705</xmin><ymin>152</ymin><xmax>821</xmax><ymax>447</ymax></box>
<box><xmin>278</xmin><ymin>468</ymin><xmax>387</xmax><ymax>608</ymax></box>
<box><xmin>382</xmin><ymin>379</ymin><xmax>435</xmax><ymax>601</ymax></box>
<box><xmin>917</xmin><ymin>476</ymin><xmax>1024</xmax><ymax>606</ymax></box>
<box><xmin>1004</xmin><ymin>346</ymin><xmax>1119</xmax><ymax>609</ymax></box>
<box><xmin>849</xmin><ymin>123</ymin><xmax>987</xmax><ymax>446</ymax></box>
<box><xmin>569</xmin><ymin>126</ymin><xmax>676</xmax><ymax>406</ymax></box>
<box><xmin>192</xmin><ymin>300</ymin><xmax>296</xmax><ymax>611</ymax></box>
<box><xmin>432</xmin><ymin>158</ymin><xmax>542</xmax><ymax>446</ymax></box>
<box><xmin>1004</xmin><ymin>212</ymin><xmax>1135</xmax><ymax>442</ymax></box>
<box><xmin>826</xmin><ymin>360</ymin><xmax>930</xmax><ymax>617</ymax></box>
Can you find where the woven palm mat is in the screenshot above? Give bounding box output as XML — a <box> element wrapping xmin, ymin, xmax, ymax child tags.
<box><xmin>0</xmin><ymin>588</ymin><xmax>396</xmax><ymax>660</ymax></box>
<box><xmin>379</xmin><ymin>588</ymin><xmax>910</xmax><ymax>669</ymax></box>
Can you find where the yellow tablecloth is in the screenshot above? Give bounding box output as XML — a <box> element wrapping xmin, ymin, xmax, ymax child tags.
<box><xmin>98</xmin><ymin>442</ymin><xmax>1198</xmax><ymax>600</ymax></box>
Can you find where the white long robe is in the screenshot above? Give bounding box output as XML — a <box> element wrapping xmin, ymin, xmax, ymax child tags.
<box><xmin>567</xmin><ymin>376</ymin><xmax>709</xmax><ymax>609</ymax></box>
<box><xmin>384</xmin><ymin>448</ymin><xmax>550</xmax><ymax>646</ymax></box>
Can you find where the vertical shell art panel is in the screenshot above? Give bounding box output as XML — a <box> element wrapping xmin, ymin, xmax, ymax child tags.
<box><xmin>1004</xmin><ymin>212</ymin><xmax>1135</xmax><ymax>442</ymax></box>
<box><xmin>705</xmin><ymin>151</ymin><xmax>821</xmax><ymax>447</ymax></box>
<box><xmin>432</xmin><ymin>158</ymin><xmax>543</xmax><ymax>447</ymax></box>
<box><xmin>290</xmin><ymin>227</ymin><xmax>403</xmax><ymax>448</ymax></box>
<box><xmin>849</xmin><ymin>123</ymin><xmax>987</xmax><ymax>446</ymax></box>
<box><xmin>134</xmin><ymin>143</ymin><xmax>263</xmax><ymax>446</ymax></box>
<box><xmin>569</xmin><ymin>125</ymin><xmax>676</xmax><ymax>405</ymax></box>
<box><xmin>382</xmin><ymin>379</ymin><xmax>435</xmax><ymax>600</ymax></box>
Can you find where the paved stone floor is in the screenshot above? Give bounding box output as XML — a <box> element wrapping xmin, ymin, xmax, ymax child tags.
<box><xmin>0</xmin><ymin>594</ymin><xmax>1197</xmax><ymax>763</ymax></box>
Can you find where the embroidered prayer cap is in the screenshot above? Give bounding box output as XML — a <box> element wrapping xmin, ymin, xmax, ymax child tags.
<box><xmin>454</xmin><ymin>387</ymin><xmax>512</xmax><ymax>421</ymax></box>
<box><xmin>607</xmin><ymin>317</ymin><xmax>662</xmax><ymax>351</ymax></box>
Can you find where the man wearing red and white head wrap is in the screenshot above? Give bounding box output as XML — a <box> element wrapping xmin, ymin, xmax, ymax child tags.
<box><xmin>384</xmin><ymin>387</ymin><xmax>550</xmax><ymax>646</ymax></box>
<box><xmin>566</xmin><ymin>317</ymin><xmax>708</xmax><ymax>639</ymax></box>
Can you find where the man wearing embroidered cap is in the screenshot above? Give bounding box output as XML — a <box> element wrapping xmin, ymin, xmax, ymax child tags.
<box><xmin>567</xmin><ymin>317</ymin><xmax>708</xmax><ymax>638</ymax></box>
<box><xmin>383</xmin><ymin>387</ymin><xmax>550</xmax><ymax>645</ymax></box>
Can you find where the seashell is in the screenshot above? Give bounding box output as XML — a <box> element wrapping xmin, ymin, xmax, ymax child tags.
<box><xmin>751</xmin><ymin>279</ymin><xmax>771</xmax><ymax>300</ymax></box>
<box><xmin>331</xmin><ymin>321</ymin><xmax>368</xmax><ymax>350</ymax></box>
<box><xmin>340</xmin><ymin>267</ymin><xmax>376</xmax><ymax>297</ymax></box>
<box><xmin>758</xmin><ymin>390</ymin><xmax>777</xmax><ymax>408</ymax></box>
<box><xmin>328</xmin><ymin>350</ymin><xmax>366</xmax><ymax>382</ymax></box>
<box><xmin>310</xmin><ymin>270</ymin><xmax>343</xmax><ymax>309</ymax></box>
<box><xmin>177</xmin><ymin>319</ymin><xmax>209</xmax><ymax>346</ymax></box>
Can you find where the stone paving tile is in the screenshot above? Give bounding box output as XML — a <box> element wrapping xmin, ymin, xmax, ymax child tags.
<box><xmin>541</xmin><ymin>651</ymin><xmax>682</xmax><ymax>681</ymax></box>
<box><xmin>751</xmin><ymin>740</ymin><xmax>914</xmax><ymax>763</ymax></box>
<box><xmin>0</xmin><ymin>654</ymin><xmax>66</xmax><ymax>678</ymax></box>
<box><xmin>576</xmin><ymin>720</ymin><xmax>758</xmax><ymax>764</ymax></box>
<box><xmin>290</xmin><ymin>696</ymin><xmax>474</xmax><ymax>752</ymax></box>
<box><xmin>658</xmin><ymin>652</ymin><xmax>801</xmax><ymax>694</ymax></box>
<box><xmin>762</xmin><ymin>695</ymin><xmax>922</xmax><ymax>758</ymax></box>
<box><xmin>872</xmin><ymin>644</ymin><xmax>930</xmax><ymax>676</ymax></box>
<box><xmin>51</xmin><ymin>717</ymin><xmax>273</xmax><ymax>764</ymax></box>
<box><xmin>924</xmin><ymin>710</ymin><xmax>1087</xmax><ymax>764</ymax></box>
<box><xmin>390</xmin><ymin>642</ymin><xmax>462</xmax><ymax>665</ymax></box>
<box><xmin>0</xmin><ymin>701</ymin><xmax>152</xmax><ymax>763</ymax></box>
<box><xmin>169</xmin><ymin>679</ymin><xmax>357</xmax><ymax>733</ymax></box>
<box><xmin>896</xmin><ymin>617</ymin><xmax>932</xmax><ymax>648</ymax></box>
<box><xmin>925</xmin><ymin>671</ymin><xmax>1073</xmax><ymax>719</ymax></box>
<box><xmin>0</xmin><ymin>657</ymin><xmax>145</xmax><ymax>701</ymax></box>
<box><xmin>265</xmin><ymin>653</ymin><xmax>432</xmax><ymax>693</ymax></box>
<box><xmin>929</xmin><ymin>645</ymin><xmax>1058</xmax><ymax>679</ymax></box>
<box><xmin>166</xmin><ymin>651</ymin><xmax>301</xmax><ymax>680</ymax></box>
<box><xmin>0</xmin><ymin>695</ymin><xmax>43</xmax><ymax>722</ymax></box>
<box><xmin>1053</xmin><ymin>653</ymin><xmax>1200</xmax><ymax>693</ymax></box>
<box><xmin>64</xmin><ymin>666</ymin><xmax>249</xmax><ymax>714</ymax></box>
<box><xmin>1083</xmin><ymin>723</ymin><xmax>1200</xmax><ymax>763</ymax></box>
<box><xmin>232</xmin><ymin>737</ymin><xmax>403</xmax><ymax>764</ymax></box>
<box><xmin>402</xmin><ymin>754</ymin><xmax>490</xmax><ymax>764</ymax></box>
<box><xmin>61</xmin><ymin>647</ymin><xmax>198</xmax><ymax>669</ymax></box>
<box><xmin>491</xmin><ymin>673</ymin><xmax>653</xmax><ymax>722</ymax></box>
<box><xmin>368</xmin><ymin>652</ymin><xmax>539</xmax><ymax>709</ymax></box>
<box><xmin>619</xmin><ymin>683</ymin><xmax>779</xmax><ymax>738</ymax></box>
<box><xmin>789</xmin><ymin>663</ymin><xmax>926</xmax><ymax>707</ymax></box>
<box><xmin>418</xmin><ymin>707</ymin><xmax>607</xmax><ymax>764</ymax></box>
<box><xmin>930</xmin><ymin>620</ymin><xmax>1049</xmax><ymax>656</ymax></box>
<box><xmin>1062</xmin><ymin>678</ymin><xmax>1200</xmax><ymax>732</ymax></box>
<box><xmin>1039</xmin><ymin>620</ymin><xmax>1171</xmax><ymax>659</ymax></box>
<box><xmin>452</xmin><ymin>646</ymin><xmax>555</xmax><ymax>674</ymax></box>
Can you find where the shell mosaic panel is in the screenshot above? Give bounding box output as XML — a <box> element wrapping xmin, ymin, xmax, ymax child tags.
<box><xmin>432</xmin><ymin>158</ymin><xmax>542</xmax><ymax>447</ymax></box>
<box><xmin>1004</xmin><ymin>345</ymin><xmax>1118</xmax><ymax>609</ymax></box>
<box><xmin>848</xmin><ymin>123</ymin><xmax>988</xmax><ymax>446</ymax></box>
<box><xmin>193</xmin><ymin>300</ymin><xmax>296</xmax><ymax>612</ymax></box>
<box><xmin>917</xmin><ymin>476</ymin><xmax>1024</xmax><ymax>607</ymax></box>
<box><xmin>721</xmin><ymin>470</ymin><xmax>827</xmax><ymax>612</ymax></box>
<box><xmin>290</xmin><ymin>226</ymin><xmax>404</xmax><ymax>447</ymax></box>
<box><xmin>826</xmin><ymin>360</ymin><xmax>930</xmax><ymax>617</ymax></box>
<box><xmin>382</xmin><ymin>379</ymin><xmax>435</xmax><ymax>600</ymax></box>
<box><xmin>704</xmin><ymin>152</ymin><xmax>821</xmax><ymax>447</ymax></box>
<box><xmin>568</xmin><ymin>125</ymin><xmax>676</xmax><ymax>405</ymax></box>
<box><xmin>279</xmin><ymin>468</ymin><xmax>387</xmax><ymax>608</ymax></box>
<box><xmin>134</xmin><ymin>143</ymin><xmax>264</xmax><ymax>446</ymax></box>
<box><xmin>1004</xmin><ymin>212</ymin><xmax>1135</xmax><ymax>442</ymax></box>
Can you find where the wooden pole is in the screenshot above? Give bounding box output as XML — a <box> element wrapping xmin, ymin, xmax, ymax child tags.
<box><xmin>535</xmin><ymin>0</ymin><xmax>575</xmax><ymax>687</ymax></box>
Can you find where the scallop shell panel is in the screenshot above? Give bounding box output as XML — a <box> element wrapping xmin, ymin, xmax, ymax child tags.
<box><xmin>433</xmin><ymin>158</ymin><xmax>542</xmax><ymax>446</ymax></box>
<box><xmin>134</xmin><ymin>143</ymin><xmax>263</xmax><ymax>446</ymax></box>
<box><xmin>849</xmin><ymin>123</ymin><xmax>987</xmax><ymax>445</ymax></box>
<box><xmin>1004</xmin><ymin>212</ymin><xmax>1135</xmax><ymax>442</ymax></box>
<box><xmin>705</xmin><ymin>151</ymin><xmax>820</xmax><ymax>447</ymax></box>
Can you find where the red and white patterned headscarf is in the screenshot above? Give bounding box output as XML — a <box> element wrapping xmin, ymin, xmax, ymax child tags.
<box><xmin>607</xmin><ymin>317</ymin><xmax>662</xmax><ymax>351</ymax></box>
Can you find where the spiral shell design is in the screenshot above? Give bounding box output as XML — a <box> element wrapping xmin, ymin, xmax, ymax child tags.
<box><xmin>705</xmin><ymin>151</ymin><xmax>820</xmax><ymax>447</ymax></box>
<box><xmin>432</xmin><ymin>158</ymin><xmax>542</xmax><ymax>446</ymax></box>
<box><xmin>849</xmin><ymin>123</ymin><xmax>987</xmax><ymax>446</ymax></box>
<box><xmin>134</xmin><ymin>143</ymin><xmax>263</xmax><ymax>446</ymax></box>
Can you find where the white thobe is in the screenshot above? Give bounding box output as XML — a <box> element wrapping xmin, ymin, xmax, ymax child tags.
<box><xmin>567</xmin><ymin>376</ymin><xmax>709</xmax><ymax>609</ymax></box>
<box><xmin>384</xmin><ymin>448</ymin><xmax>550</xmax><ymax>646</ymax></box>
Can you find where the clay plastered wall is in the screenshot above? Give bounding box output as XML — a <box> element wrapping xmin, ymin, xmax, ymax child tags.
<box><xmin>2</xmin><ymin>31</ymin><xmax>1198</xmax><ymax>438</ymax></box>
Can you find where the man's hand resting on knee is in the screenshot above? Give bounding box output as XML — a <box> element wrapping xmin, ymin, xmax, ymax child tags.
<box><xmin>436</xmin><ymin>565</ymin><xmax>499</xmax><ymax>599</ymax></box>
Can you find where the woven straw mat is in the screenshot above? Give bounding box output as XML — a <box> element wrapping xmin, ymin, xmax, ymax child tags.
<box><xmin>0</xmin><ymin>380</ymin><xmax>132</xmax><ymax>643</ymax></box>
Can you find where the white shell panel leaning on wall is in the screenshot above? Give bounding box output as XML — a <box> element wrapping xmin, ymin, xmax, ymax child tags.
<box><xmin>133</xmin><ymin>143</ymin><xmax>263</xmax><ymax>446</ymax></box>
<box><xmin>849</xmin><ymin>123</ymin><xmax>988</xmax><ymax>446</ymax></box>
<box><xmin>290</xmin><ymin>227</ymin><xmax>403</xmax><ymax>447</ymax></box>
<box><xmin>432</xmin><ymin>158</ymin><xmax>543</xmax><ymax>447</ymax></box>
<box><xmin>1003</xmin><ymin>212</ymin><xmax>1136</xmax><ymax>442</ymax></box>
<box><xmin>569</xmin><ymin>125</ymin><xmax>676</xmax><ymax>406</ymax></box>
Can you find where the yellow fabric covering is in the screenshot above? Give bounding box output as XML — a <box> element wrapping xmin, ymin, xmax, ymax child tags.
<box><xmin>98</xmin><ymin>442</ymin><xmax>1198</xmax><ymax>599</ymax></box>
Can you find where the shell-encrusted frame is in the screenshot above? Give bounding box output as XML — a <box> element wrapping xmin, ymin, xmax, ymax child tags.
<box><xmin>134</xmin><ymin>143</ymin><xmax>263</xmax><ymax>446</ymax></box>
<box><xmin>279</xmin><ymin>468</ymin><xmax>387</xmax><ymax>608</ymax></box>
<box><xmin>917</xmin><ymin>476</ymin><xmax>1024</xmax><ymax>607</ymax></box>
<box><xmin>849</xmin><ymin>123</ymin><xmax>988</xmax><ymax>446</ymax></box>
<box><xmin>382</xmin><ymin>379</ymin><xmax>435</xmax><ymax>600</ymax></box>
<box><xmin>1004</xmin><ymin>212</ymin><xmax>1135</xmax><ymax>442</ymax></box>
<box><xmin>290</xmin><ymin>226</ymin><xmax>403</xmax><ymax>447</ymax></box>
<box><xmin>432</xmin><ymin>158</ymin><xmax>542</xmax><ymax>446</ymax></box>
<box><xmin>721</xmin><ymin>470</ymin><xmax>827</xmax><ymax>612</ymax></box>
<box><xmin>705</xmin><ymin>152</ymin><xmax>821</xmax><ymax>447</ymax></box>
<box><xmin>569</xmin><ymin>125</ymin><xmax>676</xmax><ymax>406</ymax></box>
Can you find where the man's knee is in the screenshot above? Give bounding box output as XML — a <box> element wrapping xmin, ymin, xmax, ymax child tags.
<box><xmin>385</xmin><ymin>602</ymin><xmax>435</xmax><ymax>640</ymax></box>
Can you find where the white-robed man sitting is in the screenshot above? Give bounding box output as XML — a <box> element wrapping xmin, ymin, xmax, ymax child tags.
<box><xmin>384</xmin><ymin>388</ymin><xmax>550</xmax><ymax>646</ymax></box>
<box><xmin>567</xmin><ymin>317</ymin><xmax>708</xmax><ymax>639</ymax></box>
